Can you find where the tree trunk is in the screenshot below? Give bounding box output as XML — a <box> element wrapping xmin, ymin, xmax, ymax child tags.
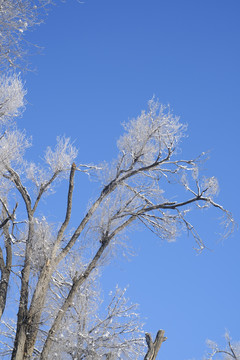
<box><xmin>144</xmin><ymin>330</ymin><xmax>167</xmax><ymax>360</ymax></box>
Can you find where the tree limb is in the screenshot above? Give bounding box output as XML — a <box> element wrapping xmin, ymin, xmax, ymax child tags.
<box><xmin>144</xmin><ymin>330</ymin><xmax>167</xmax><ymax>360</ymax></box>
<box><xmin>23</xmin><ymin>163</ymin><xmax>77</xmax><ymax>358</ymax></box>
<box><xmin>40</xmin><ymin>215</ymin><xmax>136</xmax><ymax>359</ymax></box>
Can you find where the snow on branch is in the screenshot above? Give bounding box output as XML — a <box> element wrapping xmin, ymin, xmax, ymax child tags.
<box><xmin>0</xmin><ymin>74</ymin><xmax>26</xmax><ymax>124</ymax></box>
<box><xmin>45</xmin><ymin>136</ymin><xmax>78</xmax><ymax>173</ymax></box>
<box><xmin>44</xmin><ymin>285</ymin><xmax>146</xmax><ymax>359</ymax></box>
<box><xmin>117</xmin><ymin>98</ymin><xmax>186</xmax><ymax>172</ymax></box>
<box><xmin>0</xmin><ymin>129</ymin><xmax>31</xmax><ymax>170</ymax></box>
<box><xmin>0</xmin><ymin>0</ymin><xmax>53</xmax><ymax>70</ymax></box>
<box><xmin>88</xmin><ymin>99</ymin><xmax>234</xmax><ymax>252</ymax></box>
<box><xmin>205</xmin><ymin>333</ymin><xmax>240</xmax><ymax>360</ymax></box>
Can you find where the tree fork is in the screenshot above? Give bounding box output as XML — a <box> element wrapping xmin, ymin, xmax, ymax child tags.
<box><xmin>144</xmin><ymin>330</ymin><xmax>167</xmax><ymax>360</ymax></box>
<box><xmin>23</xmin><ymin>163</ymin><xmax>77</xmax><ymax>359</ymax></box>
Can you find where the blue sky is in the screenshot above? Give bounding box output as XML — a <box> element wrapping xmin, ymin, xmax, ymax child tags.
<box><xmin>21</xmin><ymin>0</ymin><xmax>240</xmax><ymax>358</ymax></box>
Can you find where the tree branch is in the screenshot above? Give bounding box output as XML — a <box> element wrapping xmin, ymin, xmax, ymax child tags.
<box><xmin>23</xmin><ymin>163</ymin><xmax>77</xmax><ymax>358</ymax></box>
<box><xmin>4</xmin><ymin>167</ymin><xmax>32</xmax><ymax>216</ymax></box>
<box><xmin>144</xmin><ymin>330</ymin><xmax>167</xmax><ymax>360</ymax></box>
<box><xmin>52</xmin><ymin>163</ymin><xmax>76</xmax><ymax>253</ymax></box>
<box><xmin>40</xmin><ymin>215</ymin><xmax>136</xmax><ymax>359</ymax></box>
<box><xmin>32</xmin><ymin>170</ymin><xmax>61</xmax><ymax>214</ymax></box>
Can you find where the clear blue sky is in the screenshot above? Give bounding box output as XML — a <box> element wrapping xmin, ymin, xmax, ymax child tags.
<box><xmin>22</xmin><ymin>0</ymin><xmax>240</xmax><ymax>358</ymax></box>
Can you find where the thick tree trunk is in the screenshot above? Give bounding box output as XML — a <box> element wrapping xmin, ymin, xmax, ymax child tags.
<box><xmin>24</xmin><ymin>265</ymin><xmax>52</xmax><ymax>358</ymax></box>
<box><xmin>11</xmin><ymin>221</ymin><xmax>33</xmax><ymax>360</ymax></box>
<box><xmin>144</xmin><ymin>330</ymin><xmax>167</xmax><ymax>360</ymax></box>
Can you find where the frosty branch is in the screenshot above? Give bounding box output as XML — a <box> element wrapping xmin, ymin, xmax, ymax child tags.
<box><xmin>206</xmin><ymin>333</ymin><xmax>240</xmax><ymax>360</ymax></box>
<box><xmin>0</xmin><ymin>0</ymin><xmax>54</xmax><ymax>71</ymax></box>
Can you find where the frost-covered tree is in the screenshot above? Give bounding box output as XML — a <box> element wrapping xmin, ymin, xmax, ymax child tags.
<box><xmin>0</xmin><ymin>0</ymin><xmax>53</xmax><ymax>71</ymax></box>
<box><xmin>0</xmin><ymin>78</ymin><xmax>234</xmax><ymax>358</ymax></box>
<box><xmin>0</xmin><ymin>2</ymin><xmax>236</xmax><ymax>360</ymax></box>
